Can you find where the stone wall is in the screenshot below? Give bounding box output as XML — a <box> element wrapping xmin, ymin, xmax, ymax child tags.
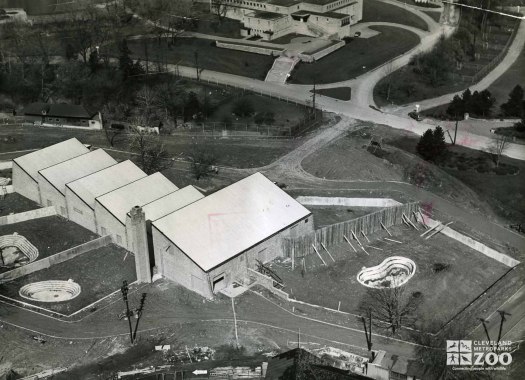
<box><xmin>216</xmin><ymin>41</ymin><xmax>283</xmax><ymax>56</ymax></box>
<box><xmin>0</xmin><ymin>206</ymin><xmax>55</xmax><ymax>226</ymax></box>
<box><xmin>296</xmin><ymin>196</ymin><xmax>401</xmax><ymax>207</ymax></box>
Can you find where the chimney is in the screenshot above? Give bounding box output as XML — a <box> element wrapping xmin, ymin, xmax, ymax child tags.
<box><xmin>125</xmin><ymin>206</ymin><xmax>151</xmax><ymax>283</ymax></box>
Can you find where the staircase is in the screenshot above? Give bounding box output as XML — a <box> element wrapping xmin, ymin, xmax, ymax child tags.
<box><xmin>265</xmin><ymin>55</ymin><xmax>300</xmax><ymax>84</ymax></box>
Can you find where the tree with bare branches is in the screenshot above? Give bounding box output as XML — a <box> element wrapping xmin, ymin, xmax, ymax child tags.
<box><xmin>129</xmin><ymin>129</ymin><xmax>172</xmax><ymax>174</ymax></box>
<box><xmin>211</xmin><ymin>0</ymin><xmax>229</xmax><ymax>23</ymax></box>
<box><xmin>487</xmin><ymin>134</ymin><xmax>509</xmax><ymax>168</ymax></box>
<box><xmin>358</xmin><ymin>285</ymin><xmax>421</xmax><ymax>336</ymax></box>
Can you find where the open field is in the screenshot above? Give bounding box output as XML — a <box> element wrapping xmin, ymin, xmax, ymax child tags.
<box><xmin>272</xmin><ymin>225</ymin><xmax>510</xmax><ymax>330</ymax></box>
<box><xmin>363</xmin><ymin>0</ymin><xmax>429</xmax><ymax>31</ymax></box>
<box><xmin>108</xmin><ymin>37</ymin><xmax>274</xmax><ymax>80</ymax></box>
<box><xmin>289</xmin><ymin>26</ymin><xmax>420</xmax><ymax>84</ymax></box>
<box><xmin>0</xmin><ymin>243</ymin><xmax>135</xmax><ymax>314</ymax></box>
<box><xmin>307</xmin><ymin>205</ymin><xmax>381</xmax><ymax>228</ymax></box>
<box><xmin>0</xmin><ymin>193</ymin><xmax>40</xmax><ymax>217</ymax></box>
<box><xmin>0</xmin><ymin>216</ymin><xmax>98</xmax><ymax>273</ymax></box>
<box><xmin>0</xmin><ymin>124</ymin><xmax>304</xmax><ymax>169</ymax></box>
<box><xmin>316</xmin><ymin>87</ymin><xmax>352</xmax><ymax>101</ymax></box>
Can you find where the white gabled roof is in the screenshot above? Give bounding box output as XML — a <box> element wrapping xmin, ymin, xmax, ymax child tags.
<box><xmin>13</xmin><ymin>138</ymin><xmax>89</xmax><ymax>182</ymax></box>
<box><xmin>66</xmin><ymin>160</ymin><xmax>147</xmax><ymax>209</ymax></box>
<box><xmin>96</xmin><ymin>172</ymin><xmax>178</xmax><ymax>224</ymax></box>
<box><xmin>139</xmin><ymin>186</ymin><xmax>204</xmax><ymax>222</ymax></box>
<box><xmin>152</xmin><ymin>172</ymin><xmax>311</xmax><ymax>272</ymax></box>
<box><xmin>39</xmin><ymin>149</ymin><xmax>116</xmax><ymax>195</ymax></box>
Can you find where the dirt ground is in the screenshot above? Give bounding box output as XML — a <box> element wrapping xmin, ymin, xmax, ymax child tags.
<box><xmin>271</xmin><ymin>225</ymin><xmax>509</xmax><ymax>331</ymax></box>
<box><xmin>0</xmin><ymin>244</ymin><xmax>136</xmax><ymax>315</ymax></box>
<box><xmin>306</xmin><ymin>205</ymin><xmax>381</xmax><ymax>228</ymax></box>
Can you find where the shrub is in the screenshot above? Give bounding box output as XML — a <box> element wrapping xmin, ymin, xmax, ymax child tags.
<box><xmin>232</xmin><ymin>98</ymin><xmax>254</xmax><ymax>117</ymax></box>
<box><xmin>432</xmin><ymin>263</ymin><xmax>450</xmax><ymax>273</ymax></box>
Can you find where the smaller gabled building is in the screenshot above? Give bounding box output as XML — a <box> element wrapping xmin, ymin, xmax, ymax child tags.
<box><xmin>94</xmin><ymin>173</ymin><xmax>179</xmax><ymax>248</ymax></box>
<box><xmin>151</xmin><ymin>172</ymin><xmax>313</xmax><ymax>298</ymax></box>
<box><xmin>22</xmin><ymin>102</ymin><xmax>102</xmax><ymax>129</ymax></box>
<box><xmin>65</xmin><ymin>160</ymin><xmax>147</xmax><ymax>233</ymax></box>
<box><xmin>37</xmin><ymin>149</ymin><xmax>116</xmax><ymax>217</ymax></box>
<box><xmin>12</xmin><ymin>138</ymin><xmax>89</xmax><ymax>203</ymax></box>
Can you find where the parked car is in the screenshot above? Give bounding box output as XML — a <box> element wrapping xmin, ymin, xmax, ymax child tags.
<box><xmin>408</xmin><ymin>111</ymin><xmax>423</xmax><ymax>121</ymax></box>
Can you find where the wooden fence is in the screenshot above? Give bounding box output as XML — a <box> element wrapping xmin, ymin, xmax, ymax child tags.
<box><xmin>281</xmin><ymin>202</ymin><xmax>420</xmax><ymax>258</ymax></box>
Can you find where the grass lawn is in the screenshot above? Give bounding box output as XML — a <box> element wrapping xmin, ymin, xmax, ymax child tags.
<box><xmin>0</xmin><ymin>243</ymin><xmax>136</xmax><ymax>314</ymax></box>
<box><xmin>386</xmin><ymin>131</ymin><xmax>525</xmax><ymax>223</ymax></box>
<box><xmin>0</xmin><ymin>193</ymin><xmax>40</xmax><ymax>217</ymax></box>
<box><xmin>289</xmin><ymin>26</ymin><xmax>420</xmax><ymax>84</ymax></box>
<box><xmin>116</xmin><ymin>37</ymin><xmax>274</xmax><ymax>80</ymax></box>
<box><xmin>0</xmin><ymin>216</ymin><xmax>98</xmax><ymax>273</ymax></box>
<box><xmin>271</xmin><ymin>33</ymin><xmax>311</xmax><ymax>44</ymax></box>
<box><xmin>316</xmin><ymin>87</ymin><xmax>352</xmax><ymax>101</ymax></box>
<box><xmin>487</xmin><ymin>42</ymin><xmax>525</xmax><ymax>111</ymax></box>
<box><xmin>422</xmin><ymin>10</ymin><xmax>442</xmax><ymax>23</ymax></box>
<box><xmin>363</xmin><ymin>0</ymin><xmax>429</xmax><ymax>31</ymax></box>
<box><xmin>271</xmin><ymin>225</ymin><xmax>509</xmax><ymax>331</ymax></box>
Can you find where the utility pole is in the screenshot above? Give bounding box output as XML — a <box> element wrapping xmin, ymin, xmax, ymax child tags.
<box><xmin>194</xmin><ymin>50</ymin><xmax>199</xmax><ymax>80</ymax></box>
<box><xmin>132</xmin><ymin>293</ymin><xmax>147</xmax><ymax>342</ymax></box>
<box><xmin>120</xmin><ymin>280</ymin><xmax>134</xmax><ymax>344</ymax></box>
<box><xmin>479</xmin><ymin>318</ymin><xmax>491</xmax><ymax>344</ymax></box>
<box><xmin>311</xmin><ymin>82</ymin><xmax>316</xmax><ymax>120</ymax></box>
<box><xmin>361</xmin><ymin>309</ymin><xmax>373</xmax><ymax>359</ymax></box>
<box><xmin>496</xmin><ymin>310</ymin><xmax>511</xmax><ymax>351</ymax></box>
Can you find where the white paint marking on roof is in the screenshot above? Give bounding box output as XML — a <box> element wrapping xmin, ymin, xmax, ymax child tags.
<box><xmin>39</xmin><ymin>149</ymin><xmax>116</xmax><ymax>195</ymax></box>
<box><xmin>96</xmin><ymin>172</ymin><xmax>178</xmax><ymax>224</ymax></box>
<box><xmin>66</xmin><ymin>160</ymin><xmax>147</xmax><ymax>209</ymax></box>
<box><xmin>13</xmin><ymin>138</ymin><xmax>88</xmax><ymax>181</ymax></box>
<box><xmin>153</xmin><ymin>172</ymin><xmax>311</xmax><ymax>272</ymax></box>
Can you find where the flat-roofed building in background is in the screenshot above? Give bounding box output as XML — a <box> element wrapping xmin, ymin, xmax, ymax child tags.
<box><xmin>37</xmin><ymin>149</ymin><xmax>116</xmax><ymax>217</ymax></box>
<box><xmin>94</xmin><ymin>173</ymin><xmax>179</xmax><ymax>248</ymax></box>
<box><xmin>152</xmin><ymin>172</ymin><xmax>314</xmax><ymax>298</ymax></box>
<box><xmin>65</xmin><ymin>160</ymin><xmax>147</xmax><ymax>232</ymax></box>
<box><xmin>213</xmin><ymin>0</ymin><xmax>363</xmax><ymax>40</ymax></box>
<box><xmin>12</xmin><ymin>138</ymin><xmax>89</xmax><ymax>203</ymax></box>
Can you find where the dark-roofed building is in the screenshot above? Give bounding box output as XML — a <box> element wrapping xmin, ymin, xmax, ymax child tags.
<box><xmin>22</xmin><ymin>102</ymin><xmax>102</xmax><ymax>129</ymax></box>
<box><xmin>265</xmin><ymin>348</ymin><xmax>373</xmax><ymax>379</ymax></box>
<box><xmin>367</xmin><ymin>350</ymin><xmax>429</xmax><ymax>380</ymax></box>
<box><xmin>212</xmin><ymin>0</ymin><xmax>362</xmax><ymax>41</ymax></box>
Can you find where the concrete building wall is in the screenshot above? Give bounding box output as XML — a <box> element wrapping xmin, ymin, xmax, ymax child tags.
<box><xmin>36</xmin><ymin>174</ymin><xmax>68</xmax><ymax>217</ymax></box>
<box><xmin>152</xmin><ymin>226</ymin><xmax>212</xmax><ymax>298</ymax></box>
<box><xmin>12</xmin><ymin>162</ymin><xmax>40</xmax><ymax>203</ymax></box>
<box><xmin>94</xmin><ymin>202</ymin><xmax>126</xmax><ymax>247</ymax></box>
<box><xmin>65</xmin><ymin>187</ymin><xmax>97</xmax><ymax>232</ymax></box>
<box><xmin>153</xmin><ymin>214</ymin><xmax>313</xmax><ymax>298</ymax></box>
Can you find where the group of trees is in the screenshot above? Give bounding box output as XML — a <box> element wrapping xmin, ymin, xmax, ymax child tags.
<box><xmin>500</xmin><ymin>84</ymin><xmax>524</xmax><ymax>117</ymax></box>
<box><xmin>416</xmin><ymin>126</ymin><xmax>447</xmax><ymax>161</ymax></box>
<box><xmin>446</xmin><ymin>88</ymin><xmax>496</xmax><ymax>118</ymax></box>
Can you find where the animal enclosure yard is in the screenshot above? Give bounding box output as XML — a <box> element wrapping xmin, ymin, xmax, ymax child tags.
<box><xmin>0</xmin><ymin>193</ymin><xmax>40</xmax><ymax>217</ymax></box>
<box><xmin>0</xmin><ymin>216</ymin><xmax>98</xmax><ymax>273</ymax></box>
<box><xmin>0</xmin><ymin>243</ymin><xmax>136</xmax><ymax>315</ymax></box>
<box><xmin>271</xmin><ymin>225</ymin><xmax>511</xmax><ymax>331</ymax></box>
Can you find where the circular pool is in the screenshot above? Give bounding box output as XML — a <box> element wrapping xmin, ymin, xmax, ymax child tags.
<box><xmin>357</xmin><ymin>257</ymin><xmax>416</xmax><ymax>289</ymax></box>
<box><xmin>19</xmin><ymin>280</ymin><xmax>81</xmax><ymax>302</ymax></box>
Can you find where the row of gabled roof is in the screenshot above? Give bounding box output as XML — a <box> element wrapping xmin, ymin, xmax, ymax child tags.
<box><xmin>14</xmin><ymin>138</ymin><xmax>311</xmax><ymax>273</ymax></box>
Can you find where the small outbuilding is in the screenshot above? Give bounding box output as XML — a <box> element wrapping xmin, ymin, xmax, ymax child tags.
<box><xmin>22</xmin><ymin>102</ymin><xmax>102</xmax><ymax>129</ymax></box>
<box><xmin>151</xmin><ymin>172</ymin><xmax>314</xmax><ymax>298</ymax></box>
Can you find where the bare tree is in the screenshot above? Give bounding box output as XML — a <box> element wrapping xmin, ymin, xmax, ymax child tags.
<box><xmin>129</xmin><ymin>129</ymin><xmax>173</xmax><ymax>174</ymax></box>
<box><xmin>358</xmin><ymin>285</ymin><xmax>421</xmax><ymax>336</ymax></box>
<box><xmin>211</xmin><ymin>0</ymin><xmax>229</xmax><ymax>23</ymax></box>
<box><xmin>189</xmin><ymin>144</ymin><xmax>217</xmax><ymax>180</ymax></box>
<box><xmin>487</xmin><ymin>135</ymin><xmax>509</xmax><ymax>168</ymax></box>
<box><xmin>383</xmin><ymin>61</ymin><xmax>395</xmax><ymax>103</ymax></box>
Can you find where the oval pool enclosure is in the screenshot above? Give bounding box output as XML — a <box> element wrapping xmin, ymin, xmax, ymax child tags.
<box><xmin>357</xmin><ymin>256</ymin><xmax>416</xmax><ymax>288</ymax></box>
<box><xmin>19</xmin><ymin>280</ymin><xmax>81</xmax><ymax>302</ymax></box>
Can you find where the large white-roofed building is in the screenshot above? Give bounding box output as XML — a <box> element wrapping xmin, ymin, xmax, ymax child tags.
<box><xmin>94</xmin><ymin>172</ymin><xmax>179</xmax><ymax>248</ymax></box>
<box><xmin>12</xmin><ymin>138</ymin><xmax>89</xmax><ymax>203</ymax></box>
<box><xmin>65</xmin><ymin>160</ymin><xmax>147</xmax><ymax>232</ymax></box>
<box><xmin>151</xmin><ymin>172</ymin><xmax>313</xmax><ymax>298</ymax></box>
<box><xmin>37</xmin><ymin>149</ymin><xmax>117</xmax><ymax>217</ymax></box>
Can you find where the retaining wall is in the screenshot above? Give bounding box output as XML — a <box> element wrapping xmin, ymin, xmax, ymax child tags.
<box><xmin>0</xmin><ymin>235</ymin><xmax>113</xmax><ymax>282</ymax></box>
<box><xmin>282</xmin><ymin>202</ymin><xmax>420</xmax><ymax>258</ymax></box>
<box><xmin>215</xmin><ymin>41</ymin><xmax>283</xmax><ymax>56</ymax></box>
<box><xmin>248</xmin><ymin>268</ymin><xmax>289</xmax><ymax>300</ymax></box>
<box><xmin>296</xmin><ymin>196</ymin><xmax>401</xmax><ymax>207</ymax></box>
<box><xmin>419</xmin><ymin>216</ymin><xmax>520</xmax><ymax>268</ymax></box>
<box><xmin>0</xmin><ymin>161</ymin><xmax>12</xmax><ymax>170</ymax></box>
<box><xmin>0</xmin><ymin>206</ymin><xmax>55</xmax><ymax>226</ymax></box>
